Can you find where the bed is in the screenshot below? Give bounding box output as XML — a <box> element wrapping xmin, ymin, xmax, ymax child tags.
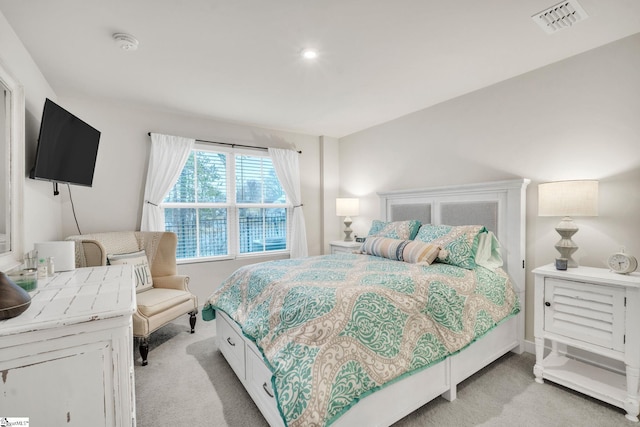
<box><xmin>203</xmin><ymin>178</ymin><xmax>530</xmax><ymax>427</ymax></box>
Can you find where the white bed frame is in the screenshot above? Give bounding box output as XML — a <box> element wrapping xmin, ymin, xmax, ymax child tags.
<box><xmin>216</xmin><ymin>178</ymin><xmax>530</xmax><ymax>427</ymax></box>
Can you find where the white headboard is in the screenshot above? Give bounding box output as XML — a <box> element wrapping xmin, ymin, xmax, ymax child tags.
<box><xmin>377</xmin><ymin>179</ymin><xmax>530</xmax><ymax>295</ymax></box>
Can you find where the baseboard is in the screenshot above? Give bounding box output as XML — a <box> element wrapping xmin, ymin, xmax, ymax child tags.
<box><xmin>523</xmin><ymin>339</ymin><xmax>535</xmax><ymax>355</ymax></box>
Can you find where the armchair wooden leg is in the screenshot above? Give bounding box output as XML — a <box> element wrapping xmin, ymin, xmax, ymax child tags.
<box><xmin>139</xmin><ymin>337</ymin><xmax>149</xmax><ymax>366</ymax></box>
<box><xmin>189</xmin><ymin>311</ymin><xmax>197</xmax><ymax>334</ymax></box>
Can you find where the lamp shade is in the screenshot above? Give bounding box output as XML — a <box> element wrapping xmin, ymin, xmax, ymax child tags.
<box><xmin>336</xmin><ymin>198</ymin><xmax>360</xmax><ymax>217</ymax></box>
<box><xmin>538</xmin><ymin>180</ymin><xmax>598</xmax><ymax>217</ymax></box>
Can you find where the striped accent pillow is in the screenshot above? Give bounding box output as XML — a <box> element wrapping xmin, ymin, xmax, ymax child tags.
<box><xmin>402</xmin><ymin>240</ymin><xmax>441</xmax><ymax>265</ymax></box>
<box><xmin>360</xmin><ymin>237</ymin><xmax>408</xmax><ymax>261</ymax></box>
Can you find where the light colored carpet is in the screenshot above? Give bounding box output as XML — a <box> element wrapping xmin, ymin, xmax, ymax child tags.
<box><xmin>135</xmin><ymin>318</ymin><xmax>631</xmax><ymax>426</ymax></box>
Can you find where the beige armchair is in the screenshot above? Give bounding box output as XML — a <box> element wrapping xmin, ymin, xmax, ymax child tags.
<box><xmin>66</xmin><ymin>231</ymin><xmax>198</xmax><ymax>366</ymax></box>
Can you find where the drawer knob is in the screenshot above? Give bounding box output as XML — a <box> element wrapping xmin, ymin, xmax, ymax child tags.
<box><xmin>226</xmin><ymin>337</ymin><xmax>236</xmax><ymax>347</ymax></box>
<box><xmin>545</xmin><ymin>302</ymin><xmax>551</xmax><ymax>307</ymax></box>
<box><xmin>263</xmin><ymin>382</ymin><xmax>274</xmax><ymax>398</ymax></box>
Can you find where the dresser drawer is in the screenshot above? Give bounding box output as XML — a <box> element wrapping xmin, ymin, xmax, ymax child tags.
<box><xmin>217</xmin><ymin>313</ymin><xmax>246</xmax><ymax>380</ymax></box>
<box><xmin>544</xmin><ymin>278</ymin><xmax>626</xmax><ymax>351</ymax></box>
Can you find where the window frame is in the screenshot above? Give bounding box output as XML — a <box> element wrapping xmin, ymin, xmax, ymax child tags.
<box><xmin>161</xmin><ymin>143</ymin><xmax>290</xmax><ymax>263</ymax></box>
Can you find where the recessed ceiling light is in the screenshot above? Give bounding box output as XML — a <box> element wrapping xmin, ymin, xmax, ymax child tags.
<box><xmin>113</xmin><ymin>33</ymin><xmax>139</xmax><ymax>51</ymax></box>
<box><xmin>301</xmin><ymin>49</ymin><xmax>318</xmax><ymax>59</ymax></box>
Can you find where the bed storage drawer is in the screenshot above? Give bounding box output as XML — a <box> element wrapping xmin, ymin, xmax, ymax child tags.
<box><xmin>246</xmin><ymin>345</ymin><xmax>283</xmax><ymax>427</ymax></box>
<box><xmin>217</xmin><ymin>313</ymin><xmax>246</xmax><ymax>380</ymax></box>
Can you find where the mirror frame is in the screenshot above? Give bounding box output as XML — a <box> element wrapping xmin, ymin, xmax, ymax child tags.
<box><xmin>0</xmin><ymin>61</ymin><xmax>25</xmax><ymax>272</ymax></box>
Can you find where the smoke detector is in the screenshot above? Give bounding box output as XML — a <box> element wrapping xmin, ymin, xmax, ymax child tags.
<box><xmin>532</xmin><ymin>0</ymin><xmax>588</xmax><ymax>34</ymax></box>
<box><xmin>113</xmin><ymin>33</ymin><xmax>139</xmax><ymax>51</ymax></box>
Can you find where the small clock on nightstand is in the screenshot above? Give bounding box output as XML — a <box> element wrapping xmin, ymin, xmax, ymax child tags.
<box><xmin>607</xmin><ymin>251</ymin><xmax>638</xmax><ymax>274</ymax></box>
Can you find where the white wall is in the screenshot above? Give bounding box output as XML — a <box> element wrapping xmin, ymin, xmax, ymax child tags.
<box><xmin>0</xmin><ymin>10</ymin><xmax>61</xmax><ymax>254</ymax></box>
<box><xmin>338</xmin><ymin>34</ymin><xmax>640</xmax><ymax>341</ymax></box>
<box><xmin>53</xmin><ymin>95</ymin><xmax>323</xmax><ymax>304</ymax></box>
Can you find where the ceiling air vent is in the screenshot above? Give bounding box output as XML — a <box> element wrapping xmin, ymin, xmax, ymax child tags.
<box><xmin>532</xmin><ymin>0</ymin><xmax>588</xmax><ymax>34</ymax></box>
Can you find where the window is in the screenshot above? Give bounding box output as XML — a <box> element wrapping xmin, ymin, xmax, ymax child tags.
<box><xmin>162</xmin><ymin>147</ymin><xmax>288</xmax><ymax>260</ymax></box>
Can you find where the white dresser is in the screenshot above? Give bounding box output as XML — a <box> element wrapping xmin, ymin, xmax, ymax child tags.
<box><xmin>0</xmin><ymin>265</ymin><xmax>136</xmax><ymax>426</ymax></box>
<box><xmin>533</xmin><ymin>264</ymin><xmax>640</xmax><ymax>421</ymax></box>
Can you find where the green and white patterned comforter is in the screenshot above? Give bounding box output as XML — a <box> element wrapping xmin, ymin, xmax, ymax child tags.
<box><xmin>204</xmin><ymin>253</ymin><xmax>519</xmax><ymax>427</ymax></box>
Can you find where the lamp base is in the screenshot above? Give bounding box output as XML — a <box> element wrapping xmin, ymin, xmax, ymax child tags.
<box><xmin>554</xmin><ymin>216</ymin><xmax>579</xmax><ymax>267</ymax></box>
<box><xmin>343</xmin><ymin>217</ymin><xmax>354</xmax><ymax>241</ymax></box>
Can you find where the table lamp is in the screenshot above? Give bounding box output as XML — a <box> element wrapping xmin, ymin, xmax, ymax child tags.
<box><xmin>538</xmin><ymin>180</ymin><xmax>598</xmax><ymax>267</ymax></box>
<box><xmin>336</xmin><ymin>198</ymin><xmax>359</xmax><ymax>241</ymax></box>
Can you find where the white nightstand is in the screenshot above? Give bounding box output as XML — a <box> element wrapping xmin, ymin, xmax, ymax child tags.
<box><xmin>533</xmin><ymin>264</ymin><xmax>640</xmax><ymax>421</ymax></box>
<box><xmin>329</xmin><ymin>240</ymin><xmax>362</xmax><ymax>254</ymax></box>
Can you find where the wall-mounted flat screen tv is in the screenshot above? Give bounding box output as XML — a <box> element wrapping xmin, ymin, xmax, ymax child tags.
<box><xmin>29</xmin><ymin>98</ymin><xmax>101</xmax><ymax>187</ymax></box>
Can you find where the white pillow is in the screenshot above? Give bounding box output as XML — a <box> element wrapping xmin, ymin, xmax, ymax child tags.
<box><xmin>108</xmin><ymin>250</ymin><xmax>153</xmax><ymax>293</ymax></box>
<box><xmin>474</xmin><ymin>231</ymin><xmax>503</xmax><ymax>269</ymax></box>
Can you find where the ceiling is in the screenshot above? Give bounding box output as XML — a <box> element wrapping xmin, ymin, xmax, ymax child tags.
<box><xmin>1</xmin><ymin>1</ymin><xmax>639</xmax><ymax>138</ymax></box>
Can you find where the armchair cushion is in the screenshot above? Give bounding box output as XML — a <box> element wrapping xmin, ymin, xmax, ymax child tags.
<box><xmin>107</xmin><ymin>250</ymin><xmax>153</xmax><ymax>293</ymax></box>
<box><xmin>136</xmin><ymin>288</ymin><xmax>193</xmax><ymax>317</ymax></box>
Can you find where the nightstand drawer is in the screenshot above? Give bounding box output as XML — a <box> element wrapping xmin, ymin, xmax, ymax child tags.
<box><xmin>544</xmin><ymin>278</ymin><xmax>625</xmax><ymax>351</ymax></box>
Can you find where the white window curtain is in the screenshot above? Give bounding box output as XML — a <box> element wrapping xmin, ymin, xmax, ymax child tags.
<box><xmin>268</xmin><ymin>147</ymin><xmax>308</xmax><ymax>258</ymax></box>
<box><xmin>141</xmin><ymin>133</ymin><xmax>194</xmax><ymax>231</ymax></box>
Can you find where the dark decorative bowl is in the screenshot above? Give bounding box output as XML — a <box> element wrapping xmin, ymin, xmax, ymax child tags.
<box><xmin>0</xmin><ymin>271</ymin><xmax>32</xmax><ymax>320</ymax></box>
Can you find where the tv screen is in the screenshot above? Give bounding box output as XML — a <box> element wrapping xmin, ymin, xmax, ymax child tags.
<box><xmin>30</xmin><ymin>98</ymin><xmax>101</xmax><ymax>187</ymax></box>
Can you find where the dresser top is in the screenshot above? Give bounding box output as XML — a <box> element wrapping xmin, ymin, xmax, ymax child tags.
<box><xmin>0</xmin><ymin>265</ymin><xmax>135</xmax><ymax>336</ymax></box>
